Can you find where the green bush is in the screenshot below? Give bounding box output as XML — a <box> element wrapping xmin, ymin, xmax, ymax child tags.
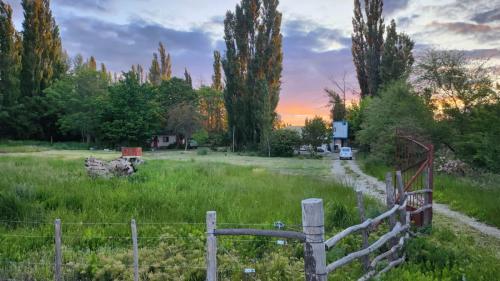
<box><xmin>197</xmin><ymin>147</ymin><xmax>209</xmax><ymax>155</ymax></box>
<box><xmin>270</xmin><ymin>129</ymin><xmax>301</xmax><ymax>157</ymax></box>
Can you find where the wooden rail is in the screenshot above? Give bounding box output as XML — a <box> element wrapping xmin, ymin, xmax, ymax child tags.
<box><xmin>214</xmin><ymin>228</ymin><xmax>306</xmax><ymax>241</ymax></box>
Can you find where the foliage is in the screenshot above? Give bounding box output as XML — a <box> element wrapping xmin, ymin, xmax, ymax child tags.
<box><xmin>45</xmin><ymin>63</ymin><xmax>109</xmax><ymax>143</ymax></box>
<box><xmin>324</xmin><ymin>88</ymin><xmax>346</xmax><ymax>121</ymax></box>
<box><xmin>98</xmin><ymin>72</ymin><xmax>160</xmax><ymax>147</ymax></box>
<box><xmin>358</xmin><ymin>81</ymin><xmax>434</xmax><ymax>164</ymax></box>
<box><xmin>158</xmin><ymin>42</ymin><xmax>172</xmax><ymax>81</ymax></box>
<box><xmin>380</xmin><ymin>19</ymin><xmax>414</xmax><ymax>85</ymax></box>
<box><xmin>345</xmin><ymin>98</ymin><xmax>371</xmax><ymax>146</ymax></box>
<box><xmin>212</xmin><ymin>50</ymin><xmax>223</xmax><ymax>91</ymax></box>
<box><xmin>222</xmin><ymin>0</ymin><xmax>283</xmax><ymax>149</ymax></box>
<box><xmin>197</xmin><ymin>147</ymin><xmax>209</xmax><ymax>155</ymax></box>
<box><xmin>197</xmin><ymin>86</ymin><xmax>225</xmax><ymax>134</ymax></box>
<box><xmin>269</xmin><ymin>129</ymin><xmax>301</xmax><ymax>157</ymax></box>
<box><xmin>352</xmin><ymin>0</ymin><xmax>384</xmax><ymax>98</ymax></box>
<box><xmin>166</xmin><ymin>102</ymin><xmax>201</xmax><ymax>150</ymax></box>
<box><xmin>302</xmin><ymin>117</ymin><xmax>329</xmax><ymax>152</ymax></box>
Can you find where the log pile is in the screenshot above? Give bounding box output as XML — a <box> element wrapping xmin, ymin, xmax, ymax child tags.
<box><xmin>85</xmin><ymin>157</ymin><xmax>141</xmax><ymax>178</ymax></box>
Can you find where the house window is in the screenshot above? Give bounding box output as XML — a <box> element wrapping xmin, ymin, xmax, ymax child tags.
<box><xmin>163</xmin><ymin>136</ymin><xmax>169</xmax><ymax>142</ymax></box>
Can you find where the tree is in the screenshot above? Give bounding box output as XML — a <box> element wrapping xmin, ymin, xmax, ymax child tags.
<box><xmin>166</xmin><ymin>102</ymin><xmax>201</xmax><ymax>150</ymax></box>
<box><xmin>0</xmin><ymin>1</ymin><xmax>21</xmax><ymax>137</ymax></box>
<box><xmin>212</xmin><ymin>50</ymin><xmax>223</xmax><ymax>91</ymax></box>
<box><xmin>98</xmin><ymin>72</ymin><xmax>160</xmax><ymax>147</ymax></box>
<box><xmin>88</xmin><ymin>56</ymin><xmax>97</xmax><ymax>71</ymax></box>
<box><xmin>352</xmin><ymin>0</ymin><xmax>384</xmax><ymax>98</ymax></box>
<box><xmin>184</xmin><ymin>68</ymin><xmax>192</xmax><ymax>88</ymax></box>
<box><xmin>358</xmin><ymin>81</ymin><xmax>434</xmax><ymax>164</ymax></box>
<box><xmin>325</xmin><ymin>89</ymin><xmax>346</xmax><ymax>121</ymax></box>
<box><xmin>302</xmin><ymin>116</ymin><xmax>329</xmax><ymax>152</ymax></box>
<box><xmin>45</xmin><ymin>60</ymin><xmax>109</xmax><ymax>143</ymax></box>
<box><xmin>270</xmin><ymin>128</ymin><xmax>301</xmax><ymax>157</ymax></box>
<box><xmin>148</xmin><ymin>53</ymin><xmax>161</xmax><ymax>86</ymax></box>
<box><xmin>197</xmin><ymin>86</ymin><xmax>225</xmax><ymax>134</ymax></box>
<box><xmin>156</xmin><ymin>77</ymin><xmax>197</xmax><ymax>129</ymax></box>
<box><xmin>158</xmin><ymin>42</ymin><xmax>172</xmax><ymax>81</ymax></box>
<box><xmin>20</xmin><ymin>0</ymin><xmax>66</xmax><ymax>97</ymax></box>
<box><xmin>380</xmin><ymin>20</ymin><xmax>414</xmax><ymax>85</ymax></box>
<box><xmin>222</xmin><ymin>0</ymin><xmax>283</xmax><ymax>149</ymax></box>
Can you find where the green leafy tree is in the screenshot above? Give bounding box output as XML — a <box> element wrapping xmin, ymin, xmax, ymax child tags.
<box><xmin>325</xmin><ymin>88</ymin><xmax>346</xmax><ymax>121</ymax></box>
<box><xmin>88</xmin><ymin>56</ymin><xmax>97</xmax><ymax>71</ymax></box>
<box><xmin>222</xmin><ymin>0</ymin><xmax>283</xmax><ymax>149</ymax></box>
<box><xmin>98</xmin><ymin>72</ymin><xmax>161</xmax><ymax>147</ymax></box>
<box><xmin>352</xmin><ymin>0</ymin><xmax>384</xmax><ymax>98</ymax></box>
<box><xmin>45</xmin><ymin>61</ymin><xmax>109</xmax><ymax>143</ymax></box>
<box><xmin>380</xmin><ymin>20</ymin><xmax>414</xmax><ymax>85</ymax></box>
<box><xmin>184</xmin><ymin>68</ymin><xmax>192</xmax><ymax>88</ymax></box>
<box><xmin>302</xmin><ymin>117</ymin><xmax>329</xmax><ymax>152</ymax></box>
<box><xmin>158</xmin><ymin>42</ymin><xmax>172</xmax><ymax>81</ymax></box>
<box><xmin>270</xmin><ymin>128</ymin><xmax>301</xmax><ymax>157</ymax></box>
<box><xmin>212</xmin><ymin>50</ymin><xmax>223</xmax><ymax>91</ymax></box>
<box><xmin>149</xmin><ymin>53</ymin><xmax>161</xmax><ymax>86</ymax></box>
<box><xmin>0</xmin><ymin>1</ymin><xmax>21</xmax><ymax>137</ymax></box>
<box><xmin>358</xmin><ymin>81</ymin><xmax>434</xmax><ymax>164</ymax></box>
<box><xmin>166</xmin><ymin>102</ymin><xmax>201</xmax><ymax>150</ymax></box>
<box><xmin>197</xmin><ymin>86</ymin><xmax>225</xmax><ymax>134</ymax></box>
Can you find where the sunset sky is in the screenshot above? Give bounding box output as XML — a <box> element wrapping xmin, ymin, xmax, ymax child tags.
<box><xmin>6</xmin><ymin>0</ymin><xmax>500</xmax><ymax>125</ymax></box>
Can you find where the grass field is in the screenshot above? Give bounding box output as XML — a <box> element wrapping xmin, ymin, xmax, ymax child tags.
<box><xmin>1</xmin><ymin>147</ymin><xmax>499</xmax><ymax>280</ymax></box>
<box><xmin>358</xmin><ymin>156</ymin><xmax>500</xmax><ymax>228</ymax></box>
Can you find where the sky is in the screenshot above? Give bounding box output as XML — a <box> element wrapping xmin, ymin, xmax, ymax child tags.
<box><xmin>6</xmin><ymin>0</ymin><xmax>500</xmax><ymax>125</ymax></box>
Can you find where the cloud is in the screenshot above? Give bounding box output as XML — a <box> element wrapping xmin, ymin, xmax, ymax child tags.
<box><xmin>383</xmin><ymin>0</ymin><xmax>410</xmax><ymax>15</ymax></box>
<box><xmin>471</xmin><ymin>7</ymin><xmax>500</xmax><ymax>24</ymax></box>
<box><xmin>57</xmin><ymin>14</ymin><xmax>215</xmax><ymax>81</ymax></box>
<box><xmin>429</xmin><ymin>21</ymin><xmax>494</xmax><ymax>33</ymax></box>
<box><xmin>52</xmin><ymin>0</ymin><xmax>111</xmax><ymax>12</ymax></box>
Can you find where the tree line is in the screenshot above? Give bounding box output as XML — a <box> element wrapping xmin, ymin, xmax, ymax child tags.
<box><xmin>0</xmin><ymin>0</ymin><xmax>286</xmax><ymax>153</ymax></box>
<box><xmin>339</xmin><ymin>0</ymin><xmax>500</xmax><ymax>173</ymax></box>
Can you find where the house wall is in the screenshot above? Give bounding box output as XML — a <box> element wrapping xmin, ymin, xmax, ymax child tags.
<box><xmin>152</xmin><ymin>135</ymin><xmax>177</xmax><ymax>148</ymax></box>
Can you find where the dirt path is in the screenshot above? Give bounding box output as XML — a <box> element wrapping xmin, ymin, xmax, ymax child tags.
<box><xmin>332</xmin><ymin>157</ymin><xmax>500</xmax><ymax>239</ymax></box>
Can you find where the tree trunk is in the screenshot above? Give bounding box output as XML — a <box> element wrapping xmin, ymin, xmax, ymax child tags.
<box><xmin>185</xmin><ymin>137</ymin><xmax>188</xmax><ymax>151</ymax></box>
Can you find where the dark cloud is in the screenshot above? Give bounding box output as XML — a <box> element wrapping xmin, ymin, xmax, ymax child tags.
<box><xmin>471</xmin><ymin>7</ymin><xmax>500</xmax><ymax>24</ymax></box>
<box><xmin>57</xmin><ymin>14</ymin><xmax>215</xmax><ymax>83</ymax></box>
<box><xmin>383</xmin><ymin>0</ymin><xmax>410</xmax><ymax>15</ymax></box>
<box><xmin>52</xmin><ymin>0</ymin><xmax>111</xmax><ymax>12</ymax></box>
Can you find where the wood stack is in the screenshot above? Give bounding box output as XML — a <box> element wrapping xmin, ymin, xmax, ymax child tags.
<box><xmin>85</xmin><ymin>157</ymin><xmax>138</xmax><ymax>178</ymax></box>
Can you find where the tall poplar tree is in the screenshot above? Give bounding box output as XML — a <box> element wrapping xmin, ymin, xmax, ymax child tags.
<box><xmin>0</xmin><ymin>1</ymin><xmax>21</xmax><ymax>136</ymax></box>
<box><xmin>380</xmin><ymin>19</ymin><xmax>414</xmax><ymax>84</ymax></box>
<box><xmin>212</xmin><ymin>50</ymin><xmax>223</xmax><ymax>91</ymax></box>
<box><xmin>88</xmin><ymin>56</ymin><xmax>97</xmax><ymax>71</ymax></box>
<box><xmin>158</xmin><ymin>42</ymin><xmax>172</xmax><ymax>81</ymax></box>
<box><xmin>20</xmin><ymin>0</ymin><xmax>65</xmax><ymax>97</ymax></box>
<box><xmin>184</xmin><ymin>68</ymin><xmax>192</xmax><ymax>88</ymax></box>
<box><xmin>352</xmin><ymin>0</ymin><xmax>384</xmax><ymax>98</ymax></box>
<box><xmin>148</xmin><ymin>53</ymin><xmax>161</xmax><ymax>86</ymax></box>
<box><xmin>222</xmin><ymin>0</ymin><xmax>283</xmax><ymax>149</ymax></box>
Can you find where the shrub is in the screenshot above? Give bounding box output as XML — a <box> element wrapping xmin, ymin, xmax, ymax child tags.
<box><xmin>269</xmin><ymin>129</ymin><xmax>301</xmax><ymax>157</ymax></box>
<box><xmin>197</xmin><ymin>147</ymin><xmax>209</xmax><ymax>155</ymax></box>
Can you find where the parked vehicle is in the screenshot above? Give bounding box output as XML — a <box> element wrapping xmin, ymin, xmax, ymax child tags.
<box><xmin>188</xmin><ymin>139</ymin><xmax>198</xmax><ymax>149</ymax></box>
<box><xmin>339</xmin><ymin>147</ymin><xmax>353</xmax><ymax>160</ymax></box>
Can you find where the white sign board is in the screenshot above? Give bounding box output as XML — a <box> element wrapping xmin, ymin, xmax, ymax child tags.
<box><xmin>333</xmin><ymin>121</ymin><xmax>348</xmax><ymax>139</ymax></box>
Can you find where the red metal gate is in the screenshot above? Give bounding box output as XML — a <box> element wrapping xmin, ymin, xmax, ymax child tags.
<box><xmin>395</xmin><ymin>130</ymin><xmax>434</xmax><ymax>227</ymax></box>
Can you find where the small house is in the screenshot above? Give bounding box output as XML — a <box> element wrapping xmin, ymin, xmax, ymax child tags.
<box><xmin>151</xmin><ymin>133</ymin><xmax>177</xmax><ymax>149</ymax></box>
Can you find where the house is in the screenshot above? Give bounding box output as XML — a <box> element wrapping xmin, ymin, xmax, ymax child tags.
<box><xmin>151</xmin><ymin>133</ymin><xmax>177</xmax><ymax>149</ymax></box>
<box><xmin>332</xmin><ymin>121</ymin><xmax>348</xmax><ymax>151</ymax></box>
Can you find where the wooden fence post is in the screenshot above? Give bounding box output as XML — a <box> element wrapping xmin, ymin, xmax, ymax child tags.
<box><xmin>423</xmin><ymin>168</ymin><xmax>432</xmax><ymax>227</ymax></box>
<box><xmin>131</xmin><ymin>219</ymin><xmax>139</xmax><ymax>281</ymax></box>
<box><xmin>302</xmin><ymin>198</ymin><xmax>327</xmax><ymax>281</ymax></box>
<box><xmin>206</xmin><ymin>211</ymin><xmax>217</xmax><ymax>281</ymax></box>
<box><xmin>385</xmin><ymin>172</ymin><xmax>398</xmax><ymax>260</ymax></box>
<box><xmin>356</xmin><ymin>191</ymin><xmax>370</xmax><ymax>272</ymax></box>
<box><xmin>54</xmin><ymin>219</ymin><xmax>62</xmax><ymax>281</ymax></box>
<box><xmin>395</xmin><ymin>171</ymin><xmax>407</xmax><ymax>226</ymax></box>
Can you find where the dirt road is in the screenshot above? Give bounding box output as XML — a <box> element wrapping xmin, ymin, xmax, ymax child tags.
<box><xmin>332</xmin><ymin>156</ymin><xmax>500</xmax><ymax>239</ymax></box>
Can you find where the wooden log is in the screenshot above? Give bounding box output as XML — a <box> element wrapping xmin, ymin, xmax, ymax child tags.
<box><xmin>356</xmin><ymin>191</ymin><xmax>370</xmax><ymax>272</ymax></box>
<box><xmin>326</xmin><ymin>222</ymin><xmax>408</xmax><ymax>273</ymax></box>
<box><xmin>405</xmin><ymin>189</ymin><xmax>432</xmax><ymax>196</ymax></box>
<box><xmin>214</xmin><ymin>229</ymin><xmax>305</xmax><ymax>241</ymax></box>
<box><xmin>423</xmin><ymin>168</ymin><xmax>432</xmax><ymax>226</ymax></box>
<box><xmin>396</xmin><ymin>171</ymin><xmax>408</xmax><ymax>226</ymax></box>
<box><xmin>131</xmin><ymin>219</ymin><xmax>139</xmax><ymax>281</ymax></box>
<box><xmin>302</xmin><ymin>198</ymin><xmax>327</xmax><ymax>281</ymax></box>
<box><xmin>206</xmin><ymin>211</ymin><xmax>217</xmax><ymax>281</ymax></box>
<box><xmin>325</xmin><ymin>204</ymin><xmax>401</xmax><ymax>249</ymax></box>
<box><xmin>409</xmin><ymin>204</ymin><xmax>432</xmax><ymax>215</ymax></box>
<box><xmin>375</xmin><ymin>255</ymin><xmax>406</xmax><ymax>277</ymax></box>
<box><xmin>385</xmin><ymin>172</ymin><xmax>398</xmax><ymax>260</ymax></box>
<box><xmin>54</xmin><ymin>219</ymin><xmax>62</xmax><ymax>281</ymax></box>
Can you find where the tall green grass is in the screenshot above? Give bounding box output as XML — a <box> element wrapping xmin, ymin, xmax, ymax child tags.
<box><xmin>0</xmin><ymin>140</ymin><xmax>90</xmax><ymax>153</ymax></box>
<box><xmin>357</xmin><ymin>155</ymin><xmax>500</xmax><ymax>228</ymax></box>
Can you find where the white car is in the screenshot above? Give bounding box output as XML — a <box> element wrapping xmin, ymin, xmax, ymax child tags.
<box><xmin>339</xmin><ymin>147</ymin><xmax>353</xmax><ymax>160</ymax></box>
